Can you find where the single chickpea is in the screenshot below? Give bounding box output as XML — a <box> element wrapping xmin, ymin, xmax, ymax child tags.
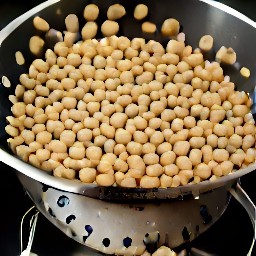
<box><xmin>176</xmin><ymin>156</ymin><xmax>192</xmax><ymax>170</ymax></box>
<box><xmin>101</xmin><ymin>20</ymin><xmax>119</xmax><ymax>37</ymax></box>
<box><xmin>140</xmin><ymin>176</ymin><xmax>160</xmax><ymax>188</ymax></box>
<box><xmin>142</xmin><ymin>22</ymin><xmax>157</xmax><ymax>34</ymax></box>
<box><xmin>134</xmin><ymin>4</ymin><xmax>148</xmax><ymax>20</ymax></box>
<box><xmin>161</xmin><ymin>18</ymin><xmax>180</xmax><ymax>37</ymax></box>
<box><xmin>189</xmin><ymin>149</ymin><xmax>202</xmax><ymax>166</ymax></box>
<box><xmin>199</xmin><ymin>35</ymin><xmax>214</xmax><ymax>51</ymax></box>
<box><xmin>79</xmin><ymin>168</ymin><xmax>96</xmax><ymax>183</ymax></box>
<box><xmin>164</xmin><ymin>164</ymin><xmax>179</xmax><ymax>177</ymax></box>
<box><xmin>173</xmin><ymin>141</ymin><xmax>190</xmax><ymax>156</ymax></box>
<box><xmin>150</xmin><ymin>131</ymin><xmax>164</xmax><ymax>146</ymax></box>
<box><xmin>81</xmin><ymin>22</ymin><xmax>98</xmax><ymax>40</ymax></box>
<box><xmin>242</xmin><ymin>135</ymin><xmax>255</xmax><ymax>151</ymax></box>
<box><xmin>160</xmin><ymin>151</ymin><xmax>176</xmax><ymax>166</ymax></box>
<box><xmin>160</xmin><ymin>174</ymin><xmax>173</xmax><ymax>188</ymax></box>
<box><xmin>189</xmin><ymin>137</ymin><xmax>206</xmax><ymax>149</ymax></box>
<box><xmin>146</xmin><ymin>164</ymin><xmax>163</xmax><ymax>177</ymax></box>
<box><xmin>107</xmin><ymin>4</ymin><xmax>126</xmax><ymax>20</ymax></box>
<box><xmin>194</xmin><ymin>163</ymin><xmax>211</xmax><ymax>180</ymax></box>
<box><xmin>213</xmin><ymin>149</ymin><xmax>229</xmax><ymax>162</ymax></box>
<box><xmin>96</xmin><ymin>174</ymin><xmax>115</xmax><ymax>187</ymax></box>
<box><xmin>201</xmin><ymin>145</ymin><xmax>213</xmax><ymax>164</ymax></box>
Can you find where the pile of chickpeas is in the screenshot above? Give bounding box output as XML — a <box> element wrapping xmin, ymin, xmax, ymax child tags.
<box><xmin>6</xmin><ymin>3</ymin><xmax>256</xmax><ymax>189</ymax></box>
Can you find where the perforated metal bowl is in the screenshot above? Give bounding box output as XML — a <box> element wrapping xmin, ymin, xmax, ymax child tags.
<box><xmin>0</xmin><ymin>0</ymin><xmax>255</xmax><ymax>254</ymax></box>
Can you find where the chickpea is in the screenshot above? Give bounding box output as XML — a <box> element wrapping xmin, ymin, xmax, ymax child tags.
<box><xmin>84</xmin><ymin>4</ymin><xmax>99</xmax><ymax>21</ymax></box>
<box><xmin>176</xmin><ymin>156</ymin><xmax>192</xmax><ymax>170</ymax></box>
<box><xmin>221</xmin><ymin>161</ymin><xmax>234</xmax><ymax>176</ymax></box>
<box><xmin>114</xmin><ymin>128</ymin><xmax>132</xmax><ymax>145</ymax></box>
<box><xmin>101</xmin><ymin>20</ymin><xmax>119</xmax><ymax>37</ymax></box>
<box><xmin>160</xmin><ymin>151</ymin><xmax>176</xmax><ymax>166</ymax></box>
<box><xmin>142</xmin><ymin>22</ymin><xmax>157</xmax><ymax>34</ymax></box>
<box><xmin>242</xmin><ymin>135</ymin><xmax>255</xmax><ymax>151</ymax></box>
<box><xmin>230</xmin><ymin>149</ymin><xmax>246</xmax><ymax>167</ymax></box>
<box><xmin>146</xmin><ymin>164</ymin><xmax>163</xmax><ymax>177</ymax></box>
<box><xmin>189</xmin><ymin>137</ymin><xmax>205</xmax><ymax>149</ymax></box>
<box><xmin>79</xmin><ymin>168</ymin><xmax>96</xmax><ymax>183</ymax></box>
<box><xmin>171</xmin><ymin>118</ymin><xmax>183</xmax><ymax>132</ymax></box>
<box><xmin>125</xmin><ymin>103</ymin><xmax>139</xmax><ymax>118</ymax></box>
<box><xmin>150</xmin><ymin>131</ymin><xmax>164</xmax><ymax>146</ymax></box>
<box><xmin>160</xmin><ymin>174</ymin><xmax>173</xmax><ymax>188</ymax></box>
<box><xmin>140</xmin><ymin>175</ymin><xmax>160</xmax><ymax>188</ymax></box>
<box><xmin>173</xmin><ymin>141</ymin><xmax>190</xmax><ymax>156</ymax></box>
<box><xmin>194</xmin><ymin>163</ymin><xmax>211</xmax><ymax>180</ymax></box>
<box><xmin>189</xmin><ymin>149</ymin><xmax>202</xmax><ymax>166</ymax></box>
<box><xmin>96</xmin><ymin>174</ymin><xmax>115</xmax><ymax>186</ymax></box>
<box><xmin>199</xmin><ymin>35</ymin><xmax>214</xmax><ymax>51</ymax></box>
<box><xmin>197</xmin><ymin>145</ymin><xmax>211</xmax><ymax>166</ymax></box>
<box><xmin>161</xmin><ymin>18</ymin><xmax>180</xmax><ymax>37</ymax></box>
<box><xmin>134</xmin><ymin>4</ymin><xmax>148</xmax><ymax>20</ymax></box>
<box><xmin>107</xmin><ymin>4</ymin><xmax>126</xmax><ymax>20</ymax></box>
<box><xmin>213</xmin><ymin>149</ymin><xmax>229</xmax><ymax>162</ymax></box>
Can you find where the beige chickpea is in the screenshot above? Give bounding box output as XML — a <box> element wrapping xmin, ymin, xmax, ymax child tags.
<box><xmin>194</xmin><ymin>163</ymin><xmax>211</xmax><ymax>180</ymax></box>
<box><xmin>113</xmin><ymin>144</ymin><xmax>126</xmax><ymax>156</ymax></box>
<box><xmin>244</xmin><ymin>148</ymin><xmax>256</xmax><ymax>164</ymax></box>
<box><xmin>160</xmin><ymin>151</ymin><xmax>176</xmax><ymax>166</ymax></box>
<box><xmin>156</xmin><ymin>142</ymin><xmax>172</xmax><ymax>155</ymax></box>
<box><xmin>149</xmin><ymin>118</ymin><xmax>162</xmax><ymax>130</ymax></box>
<box><xmin>213</xmin><ymin>124</ymin><xmax>228</xmax><ymax>137</ymax></box>
<box><xmin>81</xmin><ymin>22</ymin><xmax>98</xmax><ymax>40</ymax></box>
<box><xmin>142</xmin><ymin>22</ymin><xmax>157</xmax><ymax>34</ymax></box>
<box><xmin>189</xmin><ymin>149</ymin><xmax>202</xmax><ymax>166</ymax></box>
<box><xmin>79</xmin><ymin>168</ymin><xmax>96</xmax><ymax>183</ymax></box>
<box><xmin>161</xmin><ymin>18</ymin><xmax>180</xmax><ymax>36</ymax></box>
<box><xmin>176</xmin><ymin>156</ymin><xmax>192</xmax><ymax>170</ymax></box>
<box><xmin>28</xmin><ymin>141</ymin><xmax>42</xmax><ymax>153</ymax></box>
<box><xmin>35</xmin><ymin>130</ymin><xmax>52</xmax><ymax>145</ymax></box>
<box><xmin>109</xmin><ymin>113</ymin><xmax>128</xmax><ymax>128</ymax></box>
<box><xmin>228</xmin><ymin>134</ymin><xmax>243</xmax><ymax>149</ymax></box>
<box><xmin>171</xmin><ymin>118</ymin><xmax>183</xmax><ymax>132</ymax></box>
<box><xmin>84</xmin><ymin>4</ymin><xmax>99</xmax><ymax>21</ymax></box>
<box><xmin>243</xmin><ymin>123</ymin><xmax>255</xmax><ymax>136</ymax></box>
<box><xmin>125</xmin><ymin>103</ymin><xmax>139</xmax><ymax>118</ymax></box>
<box><xmin>221</xmin><ymin>161</ymin><xmax>234</xmax><ymax>176</ymax></box>
<box><xmin>96</xmin><ymin>174</ymin><xmax>115</xmax><ymax>186</ymax></box>
<box><xmin>213</xmin><ymin>149</ymin><xmax>229</xmax><ymax>162</ymax></box>
<box><xmin>83</xmin><ymin>117</ymin><xmax>99</xmax><ymax>129</ymax></box>
<box><xmin>199</xmin><ymin>35</ymin><xmax>214</xmax><ymax>51</ymax></box>
<box><xmin>59</xmin><ymin>130</ymin><xmax>76</xmax><ymax>147</ymax></box>
<box><xmin>107</xmin><ymin>4</ymin><xmax>126</xmax><ymax>20</ymax></box>
<box><xmin>183</xmin><ymin>116</ymin><xmax>196</xmax><ymax>129</ymax></box>
<box><xmin>233</xmin><ymin>105</ymin><xmax>249</xmax><ymax>117</ymax></box>
<box><xmin>134</xmin><ymin>4</ymin><xmax>148</xmax><ymax>20</ymax></box>
<box><xmin>133</xmin><ymin>131</ymin><xmax>148</xmax><ymax>144</ymax></box>
<box><xmin>189</xmin><ymin>137</ymin><xmax>205</xmax><ymax>149</ymax></box>
<box><xmin>160</xmin><ymin>174</ymin><xmax>173</xmax><ymax>188</ymax></box>
<box><xmin>141</xmin><ymin>143</ymin><xmax>156</xmax><ymax>155</ymax></box>
<box><xmin>189</xmin><ymin>126</ymin><xmax>204</xmax><ymax>138</ymax></box>
<box><xmin>150</xmin><ymin>131</ymin><xmax>164</xmax><ymax>146</ymax></box>
<box><xmin>140</xmin><ymin>175</ymin><xmax>160</xmax><ymax>188</ymax></box>
<box><xmin>201</xmin><ymin>145</ymin><xmax>213</xmax><ymax>164</ymax></box>
<box><xmin>143</xmin><ymin>153</ymin><xmax>159</xmax><ymax>165</ymax></box>
<box><xmin>133</xmin><ymin>116</ymin><xmax>147</xmax><ymax>130</ymax></box>
<box><xmin>166</xmin><ymin>40</ymin><xmax>185</xmax><ymax>55</ymax></box>
<box><xmin>190</xmin><ymin>104</ymin><xmax>204</xmax><ymax>117</ymax></box>
<box><xmin>242</xmin><ymin>135</ymin><xmax>255</xmax><ymax>151</ymax></box>
<box><xmin>48</xmin><ymin>140</ymin><xmax>67</xmax><ymax>153</ymax></box>
<box><xmin>230</xmin><ymin>149</ymin><xmax>246</xmax><ymax>167</ymax></box>
<box><xmin>146</xmin><ymin>164</ymin><xmax>163</xmax><ymax>177</ymax></box>
<box><xmin>173</xmin><ymin>141</ymin><xmax>190</xmax><ymax>156</ymax></box>
<box><xmin>114</xmin><ymin>128</ymin><xmax>132</xmax><ymax>145</ymax></box>
<box><xmin>164</xmin><ymin>164</ymin><xmax>179</xmax><ymax>177</ymax></box>
<box><xmin>101</xmin><ymin>20</ymin><xmax>119</xmax><ymax>37</ymax></box>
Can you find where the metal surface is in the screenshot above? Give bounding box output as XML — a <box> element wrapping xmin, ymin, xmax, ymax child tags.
<box><xmin>0</xmin><ymin>0</ymin><xmax>255</xmax><ymax>200</ymax></box>
<box><xmin>18</xmin><ymin>172</ymin><xmax>231</xmax><ymax>254</ymax></box>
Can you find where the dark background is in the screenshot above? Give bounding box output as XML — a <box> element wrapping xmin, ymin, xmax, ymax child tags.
<box><xmin>0</xmin><ymin>0</ymin><xmax>256</xmax><ymax>255</ymax></box>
